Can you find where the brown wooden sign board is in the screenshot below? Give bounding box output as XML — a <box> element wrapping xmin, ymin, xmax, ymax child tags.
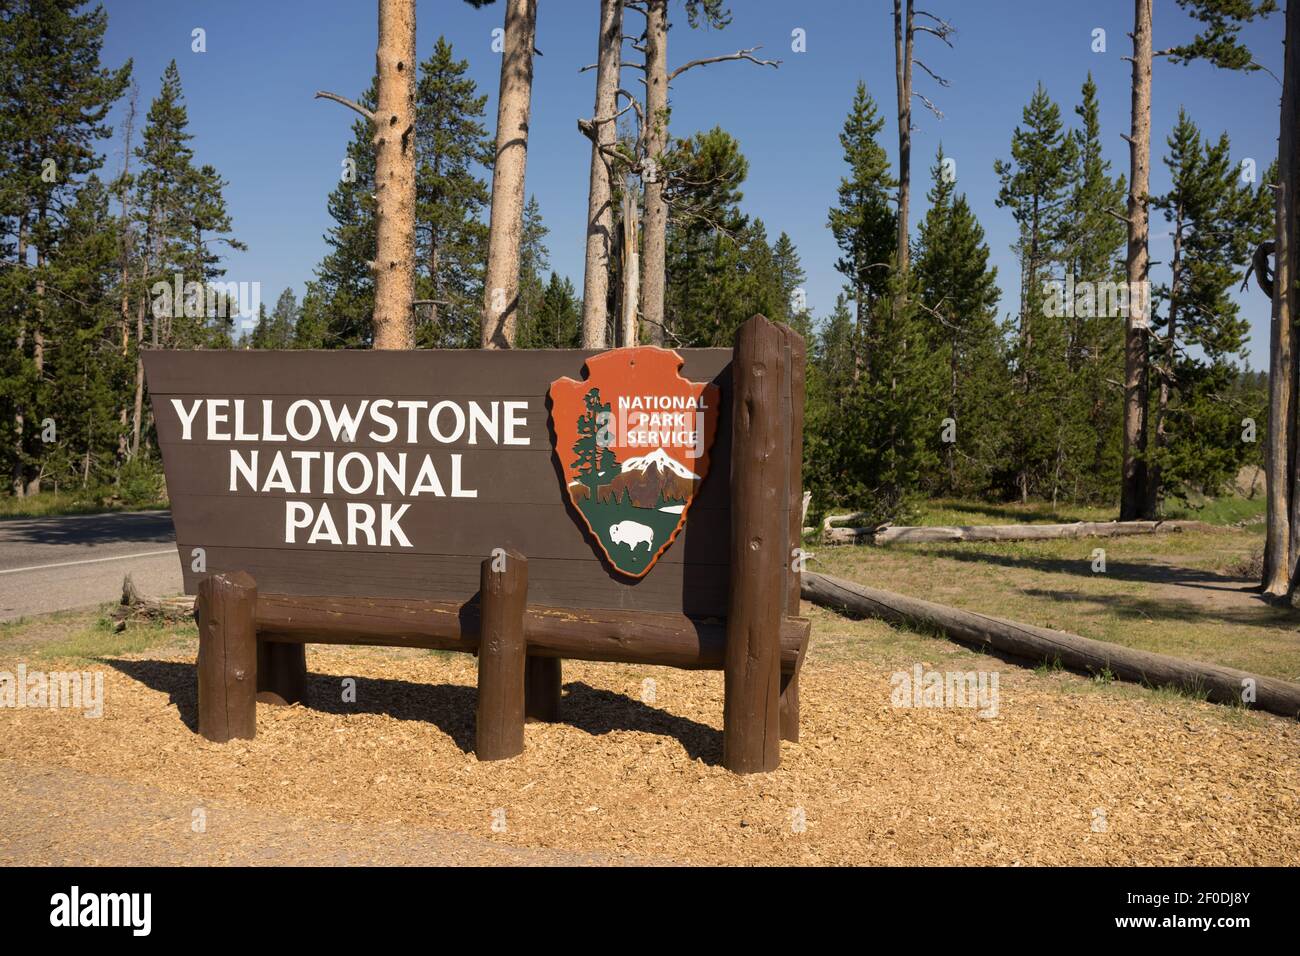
<box><xmin>145</xmin><ymin>315</ymin><xmax>808</xmax><ymax>774</ymax></box>
<box><xmin>146</xmin><ymin>346</ymin><xmax>733</xmax><ymax>616</ymax></box>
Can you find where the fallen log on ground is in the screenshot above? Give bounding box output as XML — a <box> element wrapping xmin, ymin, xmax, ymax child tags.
<box><xmin>801</xmin><ymin>570</ymin><xmax>1300</xmax><ymax>720</ymax></box>
<box><xmin>114</xmin><ymin>574</ymin><xmax>195</xmax><ymax>630</ymax></box>
<box><xmin>822</xmin><ymin>519</ymin><xmax>1208</xmax><ymax>546</ymax></box>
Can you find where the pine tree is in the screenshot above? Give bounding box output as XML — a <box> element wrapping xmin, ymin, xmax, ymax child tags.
<box><xmin>914</xmin><ymin>146</ymin><xmax>1006</xmax><ymax>496</ymax></box>
<box><xmin>39</xmin><ymin>175</ymin><xmax>130</xmax><ymax>495</ymax></box>
<box><xmin>312</xmin><ymin>82</ymin><xmax>379</xmax><ymax>348</ymax></box>
<box><xmin>1150</xmin><ymin>114</ymin><xmax>1274</xmax><ymax>502</ymax></box>
<box><xmin>771</xmin><ymin>232</ymin><xmax>811</xmax><ymax>336</ymax></box>
<box><xmin>1059</xmin><ymin>74</ymin><xmax>1128</xmax><ymax>503</ymax></box>
<box><xmin>994</xmin><ymin>83</ymin><xmax>1078</xmax><ymax>501</ymax></box>
<box><xmin>415</xmin><ymin>36</ymin><xmax>492</xmax><ymax>348</ymax></box>
<box><xmin>250</xmin><ymin>288</ymin><xmax>297</xmax><ymax>349</ymax></box>
<box><xmin>514</xmin><ymin>195</ymin><xmax>550</xmax><ymax>344</ymax></box>
<box><xmin>135</xmin><ymin>60</ymin><xmax>243</xmax><ymax>351</ymax></box>
<box><xmin>827</xmin><ymin>82</ymin><xmax>897</xmax><ymax>373</ymax></box>
<box><xmin>572</xmin><ymin>387</ymin><xmax>617</xmax><ymax>492</ymax></box>
<box><xmin>0</xmin><ymin>0</ymin><xmax>130</xmax><ymax>494</ymax></box>
<box><xmin>518</xmin><ymin>272</ymin><xmax>581</xmax><ymax>349</ymax></box>
<box><xmin>663</xmin><ymin>127</ymin><xmax>751</xmax><ymax>346</ymax></box>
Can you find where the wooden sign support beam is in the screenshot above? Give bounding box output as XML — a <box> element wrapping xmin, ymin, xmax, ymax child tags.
<box><xmin>476</xmin><ymin>550</ymin><xmax>528</xmax><ymax>760</ymax></box>
<box><xmin>257</xmin><ymin>641</ymin><xmax>306</xmax><ymax>706</ymax></box>
<box><xmin>780</xmin><ymin>324</ymin><xmax>807</xmax><ymax>743</ymax></box>
<box><xmin>723</xmin><ymin>315</ymin><xmax>791</xmax><ymax>774</ymax></box>
<box><xmin>525</xmin><ymin>657</ymin><xmax>562</xmax><ymax>722</ymax></box>
<box><xmin>196</xmin><ymin>571</ymin><xmax>258</xmax><ymax>743</ymax></box>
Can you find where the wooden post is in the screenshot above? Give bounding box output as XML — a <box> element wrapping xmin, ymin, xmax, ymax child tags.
<box><xmin>256</xmin><ymin>640</ymin><xmax>306</xmax><ymax>706</ymax></box>
<box><xmin>476</xmin><ymin>549</ymin><xmax>528</xmax><ymax>760</ymax></box>
<box><xmin>724</xmin><ymin>314</ymin><xmax>789</xmax><ymax>773</ymax></box>
<box><xmin>196</xmin><ymin>571</ymin><xmax>258</xmax><ymax>743</ymax></box>
<box><xmin>524</xmin><ymin>656</ymin><xmax>562</xmax><ymax>722</ymax></box>
<box><xmin>779</xmin><ymin>325</ymin><xmax>807</xmax><ymax>742</ymax></box>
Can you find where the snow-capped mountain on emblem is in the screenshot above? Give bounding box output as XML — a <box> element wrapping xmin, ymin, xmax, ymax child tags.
<box><xmin>621</xmin><ymin>447</ymin><xmax>701</xmax><ymax>479</ymax></box>
<box><xmin>549</xmin><ymin>347</ymin><xmax>719</xmax><ymax>578</ymax></box>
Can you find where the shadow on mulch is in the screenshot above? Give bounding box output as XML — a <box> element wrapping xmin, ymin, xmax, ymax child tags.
<box><xmin>101</xmin><ymin>659</ymin><xmax>722</xmax><ymax>764</ymax></box>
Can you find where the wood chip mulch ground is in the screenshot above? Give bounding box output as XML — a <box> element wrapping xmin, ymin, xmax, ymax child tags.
<box><xmin>2</xmin><ymin>639</ymin><xmax>1298</xmax><ymax>866</ymax></box>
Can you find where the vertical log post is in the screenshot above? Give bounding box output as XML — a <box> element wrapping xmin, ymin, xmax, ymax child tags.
<box><xmin>476</xmin><ymin>549</ymin><xmax>528</xmax><ymax>760</ymax></box>
<box><xmin>256</xmin><ymin>641</ymin><xmax>307</xmax><ymax>706</ymax></box>
<box><xmin>724</xmin><ymin>314</ymin><xmax>790</xmax><ymax>773</ymax></box>
<box><xmin>196</xmin><ymin>571</ymin><xmax>258</xmax><ymax>743</ymax></box>
<box><xmin>779</xmin><ymin>325</ymin><xmax>807</xmax><ymax>742</ymax></box>
<box><xmin>524</xmin><ymin>656</ymin><xmax>562</xmax><ymax>722</ymax></box>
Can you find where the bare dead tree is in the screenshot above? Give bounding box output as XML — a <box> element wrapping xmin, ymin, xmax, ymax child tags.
<box><xmin>893</xmin><ymin>1</ymin><xmax>953</xmax><ymax>329</ymax></box>
<box><xmin>579</xmin><ymin>0</ymin><xmax>624</xmax><ymax>349</ymax></box>
<box><xmin>630</xmin><ymin>1</ymin><xmax>779</xmax><ymax>346</ymax></box>
<box><xmin>479</xmin><ymin>0</ymin><xmax>538</xmax><ymax>348</ymax></box>
<box><xmin>1119</xmin><ymin>0</ymin><xmax>1154</xmax><ymax>520</ymax></box>
<box><xmin>315</xmin><ymin>0</ymin><xmax>416</xmax><ymax>350</ymax></box>
<box><xmin>1265</xmin><ymin>0</ymin><xmax>1298</xmax><ymax>598</ymax></box>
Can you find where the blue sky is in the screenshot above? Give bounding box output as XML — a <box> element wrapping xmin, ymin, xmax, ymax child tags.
<box><xmin>98</xmin><ymin>0</ymin><xmax>1285</xmax><ymax>365</ymax></box>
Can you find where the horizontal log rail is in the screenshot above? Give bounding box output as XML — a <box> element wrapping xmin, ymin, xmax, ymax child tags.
<box><xmin>254</xmin><ymin>592</ymin><xmax>810</xmax><ymax>673</ymax></box>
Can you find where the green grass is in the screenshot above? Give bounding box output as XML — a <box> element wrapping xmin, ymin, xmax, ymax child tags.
<box><xmin>1162</xmin><ymin>494</ymin><xmax>1266</xmax><ymax>526</ymax></box>
<box><xmin>810</xmin><ymin>515</ymin><xmax>1300</xmax><ymax>683</ymax></box>
<box><xmin>912</xmin><ymin>498</ymin><xmax>1116</xmax><ymax>527</ymax></box>
<box><xmin>909</xmin><ymin>494</ymin><xmax>1265</xmax><ymax>529</ymax></box>
<box><xmin>0</xmin><ymin>491</ymin><xmax>168</xmax><ymax>520</ymax></box>
<box><xmin>0</xmin><ymin>606</ymin><xmax>193</xmax><ymax>662</ymax></box>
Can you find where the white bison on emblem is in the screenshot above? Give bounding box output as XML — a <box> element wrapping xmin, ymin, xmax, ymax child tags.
<box><xmin>609</xmin><ymin>519</ymin><xmax>654</xmax><ymax>552</ymax></box>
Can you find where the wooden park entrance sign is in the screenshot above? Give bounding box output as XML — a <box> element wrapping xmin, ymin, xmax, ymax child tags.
<box><xmin>144</xmin><ymin>314</ymin><xmax>808</xmax><ymax>773</ymax></box>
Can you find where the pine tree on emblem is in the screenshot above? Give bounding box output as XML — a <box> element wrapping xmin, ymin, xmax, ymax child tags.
<box><xmin>571</xmin><ymin>388</ymin><xmax>617</xmax><ymax>495</ymax></box>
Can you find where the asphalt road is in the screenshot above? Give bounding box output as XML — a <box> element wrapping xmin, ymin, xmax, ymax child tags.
<box><xmin>0</xmin><ymin>510</ymin><xmax>182</xmax><ymax>622</ymax></box>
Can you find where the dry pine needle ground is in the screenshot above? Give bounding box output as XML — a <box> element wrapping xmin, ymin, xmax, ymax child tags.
<box><xmin>1</xmin><ymin>614</ymin><xmax>1298</xmax><ymax>866</ymax></box>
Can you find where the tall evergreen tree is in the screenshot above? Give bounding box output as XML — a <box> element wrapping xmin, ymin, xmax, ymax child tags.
<box><xmin>994</xmin><ymin>83</ymin><xmax>1078</xmax><ymax>501</ymax></box>
<box><xmin>1058</xmin><ymin>74</ymin><xmax>1128</xmax><ymax>502</ymax></box>
<box><xmin>251</xmin><ymin>287</ymin><xmax>297</xmax><ymax>349</ymax></box>
<box><xmin>415</xmin><ymin>36</ymin><xmax>492</xmax><ymax>348</ymax></box>
<box><xmin>914</xmin><ymin>146</ymin><xmax>1006</xmax><ymax>496</ymax></box>
<box><xmin>0</xmin><ymin>0</ymin><xmax>130</xmax><ymax>494</ymax></box>
<box><xmin>1149</xmin><ymin>114</ymin><xmax>1274</xmax><ymax>502</ymax></box>
<box><xmin>827</xmin><ymin>82</ymin><xmax>897</xmax><ymax>372</ymax></box>
<box><xmin>312</xmin><ymin>82</ymin><xmax>378</xmax><ymax>348</ymax></box>
<box><xmin>514</xmin><ymin>194</ymin><xmax>550</xmax><ymax>343</ymax></box>
<box><xmin>518</xmin><ymin>272</ymin><xmax>581</xmax><ymax>349</ymax></box>
<box><xmin>135</xmin><ymin>60</ymin><xmax>243</xmax><ymax>351</ymax></box>
<box><xmin>771</xmin><ymin>231</ymin><xmax>811</xmax><ymax>336</ymax></box>
<box><xmin>37</xmin><ymin>175</ymin><xmax>130</xmax><ymax>494</ymax></box>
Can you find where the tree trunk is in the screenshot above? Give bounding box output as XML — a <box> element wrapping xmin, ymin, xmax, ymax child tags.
<box><xmin>27</xmin><ymin>242</ymin><xmax>45</xmax><ymax>497</ymax></box>
<box><xmin>893</xmin><ymin>0</ymin><xmax>913</xmax><ymax>281</ymax></box>
<box><xmin>480</xmin><ymin>0</ymin><xmax>538</xmax><ymax>349</ymax></box>
<box><xmin>131</xmin><ymin>294</ymin><xmax>145</xmax><ymax>458</ymax></box>
<box><xmin>1120</xmin><ymin>0</ymin><xmax>1153</xmax><ymax>520</ymax></box>
<box><xmin>581</xmin><ymin>0</ymin><xmax>622</xmax><ymax>349</ymax></box>
<box><xmin>372</xmin><ymin>0</ymin><xmax>416</xmax><ymax>350</ymax></box>
<box><xmin>640</xmin><ymin>0</ymin><xmax>669</xmax><ymax>347</ymax></box>
<box><xmin>1273</xmin><ymin>0</ymin><xmax>1300</xmax><ymax>597</ymax></box>
<box><xmin>117</xmin><ymin>93</ymin><xmax>137</xmax><ymax>470</ymax></box>
<box><xmin>12</xmin><ymin>218</ymin><xmax>27</xmax><ymax>497</ymax></box>
<box><xmin>621</xmin><ymin>183</ymin><xmax>640</xmax><ymax>347</ymax></box>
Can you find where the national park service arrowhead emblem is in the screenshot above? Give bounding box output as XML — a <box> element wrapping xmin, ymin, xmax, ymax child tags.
<box><xmin>550</xmin><ymin>347</ymin><xmax>720</xmax><ymax>578</ymax></box>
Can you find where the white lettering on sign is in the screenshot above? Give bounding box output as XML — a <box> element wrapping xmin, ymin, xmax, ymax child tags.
<box><xmin>180</xmin><ymin>397</ymin><xmax>531</xmax><ymax>549</ymax></box>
